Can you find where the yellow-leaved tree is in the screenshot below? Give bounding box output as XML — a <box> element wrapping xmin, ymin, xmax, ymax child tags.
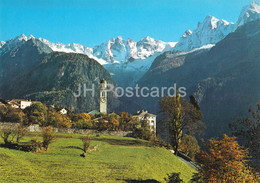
<box><xmin>159</xmin><ymin>94</ymin><xmax>183</xmax><ymax>155</ymax></box>
<box><xmin>80</xmin><ymin>113</ymin><xmax>91</xmax><ymax>122</ymax></box>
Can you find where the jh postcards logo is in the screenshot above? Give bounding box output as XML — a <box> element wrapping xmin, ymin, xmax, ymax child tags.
<box><xmin>73</xmin><ymin>82</ymin><xmax>186</xmax><ymax>98</ymax></box>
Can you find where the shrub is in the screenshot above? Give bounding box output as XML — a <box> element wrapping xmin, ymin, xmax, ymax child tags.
<box><xmin>179</xmin><ymin>134</ymin><xmax>199</xmax><ymax>160</ymax></box>
<box><xmin>81</xmin><ymin>135</ymin><xmax>91</xmax><ymax>153</ymax></box>
<box><xmin>1</xmin><ymin>125</ymin><xmax>27</xmax><ymax>145</ymax></box>
<box><xmin>0</xmin><ymin>128</ymin><xmax>15</xmax><ymax>145</ymax></box>
<box><xmin>164</xmin><ymin>172</ymin><xmax>183</xmax><ymax>183</ymax></box>
<box><xmin>29</xmin><ymin>139</ymin><xmax>42</xmax><ymax>152</ymax></box>
<box><xmin>81</xmin><ymin>113</ymin><xmax>91</xmax><ymax>122</ymax></box>
<box><xmin>75</xmin><ymin>120</ymin><xmax>93</xmax><ymax>129</ymax></box>
<box><xmin>132</xmin><ymin>127</ymin><xmax>153</xmax><ymax>140</ymax></box>
<box><xmin>42</xmin><ymin>126</ymin><xmax>56</xmax><ymax>150</ymax></box>
<box><xmin>189</xmin><ymin>173</ymin><xmax>204</xmax><ymax>183</ymax></box>
<box><xmin>108</xmin><ymin>117</ymin><xmax>119</xmax><ymax>131</ymax></box>
<box><xmin>150</xmin><ymin>137</ymin><xmax>172</xmax><ymax>149</ymax></box>
<box><xmin>31</xmin><ymin>138</ymin><xmax>38</xmax><ymax>143</ymax></box>
<box><xmin>14</xmin><ymin>125</ymin><xmax>27</xmax><ymax>143</ymax></box>
<box><xmin>20</xmin><ymin>139</ymin><xmax>42</xmax><ymax>152</ymax></box>
<box><xmin>132</xmin><ymin>118</ymin><xmax>153</xmax><ymax>140</ymax></box>
<box><xmin>57</xmin><ymin>114</ymin><xmax>71</xmax><ymax>128</ymax></box>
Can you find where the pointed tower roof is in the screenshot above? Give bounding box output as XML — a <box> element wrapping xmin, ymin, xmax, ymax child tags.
<box><xmin>100</xmin><ymin>78</ymin><xmax>106</xmax><ymax>83</ymax></box>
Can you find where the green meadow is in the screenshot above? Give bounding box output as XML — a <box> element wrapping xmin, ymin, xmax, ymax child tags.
<box><xmin>0</xmin><ymin>133</ymin><xmax>196</xmax><ymax>183</ymax></box>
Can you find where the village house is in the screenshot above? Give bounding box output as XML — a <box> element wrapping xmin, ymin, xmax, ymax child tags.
<box><xmin>60</xmin><ymin>108</ymin><xmax>68</xmax><ymax>115</ymax></box>
<box><xmin>7</xmin><ymin>99</ymin><xmax>33</xmax><ymax>109</ymax></box>
<box><xmin>134</xmin><ymin>110</ymin><xmax>157</xmax><ymax>135</ymax></box>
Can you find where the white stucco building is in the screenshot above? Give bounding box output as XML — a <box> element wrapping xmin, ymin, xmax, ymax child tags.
<box><xmin>8</xmin><ymin>99</ymin><xmax>32</xmax><ymax>109</ymax></box>
<box><xmin>60</xmin><ymin>108</ymin><xmax>68</xmax><ymax>115</ymax></box>
<box><xmin>135</xmin><ymin>110</ymin><xmax>156</xmax><ymax>135</ymax></box>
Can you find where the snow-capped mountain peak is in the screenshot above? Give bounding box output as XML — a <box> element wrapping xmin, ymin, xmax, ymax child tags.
<box><xmin>237</xmin><ymin>1</ymin><xmax>260</xmax><ymax>27</ymax></box>
<box><xmin>182</xmin><ymin>30</ymin><xmax>192</xmax><ymax>38</ymax></box>
<box><xmin>0</xmin><ymin>41</ymin><xmax>6</xmax><ymax>49</ymax></box>
<box><xmin>174</xmin><ymin>1</ymin><xmax>260</xmax><ymax>52</ymax></box>
<box><xmin>0</xmin><ymin>34</ymin><xmax>35</xmax><ymax>56</ymax></box>
<box><xmin>17</xmin><ymin>34</ymin><xmax>28</xmax><ymax>41</ymax></box>
<box><xmin>116</xmin><ymin>36</ymin><xmax>123</xmax><ymax>41</ymax></box>
<box><xmin>93</xmin><ymin>36</ymin><xmax>175</xmax><ymax>63</ymax></box>
<box><xmin>141</xmin><ymin>36</ymin><xmax>154</xmax><ymax>42</ymax></box>
<box><xmin>174</xmin><ymin>15</ymin><xmax>235</xmax><ymax>51</ymax></box>
<box><xmin>14</xmin><ymin>34</ymin><xmax>35</xmax><ymax>42</ymax></box>
<box><xmin>199</xmin><ymin>15</ymin><xmax>235</xmax><ymax>31</ymax></box>
<box><xmin>39</xmin><ymin>37</ymin><xmax>93</xmax><ymax>58</ymax></box>
<box><xmin>28</xmin><ymin>34</ymin><xmax>35</xmax><ymax>40</ymax></box>
<box><xmin>203</xmin><ymin>15</ymin><xmax>219</xmax><ymax>29</ymax></box>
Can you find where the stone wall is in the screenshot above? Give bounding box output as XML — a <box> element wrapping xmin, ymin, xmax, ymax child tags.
<box><xmin>0</xmin><ymin>122</ymin><xmax>132</xmax><ymax>137</ymax></box>
<box><xmin>0</xmin><ymin>122</ymin><xmax>20</xmax><ymax>130</ymax></box>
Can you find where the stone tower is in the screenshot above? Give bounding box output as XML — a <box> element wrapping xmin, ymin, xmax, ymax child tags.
<box><xmin>100</xmin><ymin>79</ymin><xmax>107</xmax><ymax>114</ymax></box>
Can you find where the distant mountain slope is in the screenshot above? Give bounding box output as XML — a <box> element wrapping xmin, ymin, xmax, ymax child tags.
<box><xmin>133</xmin><ymin>19</ymin><xmax>260</xmax><ymax>138</ymax></box>
<box><xmin>0</xmin><ymin>37</ymin><xmax>52</xmax><ymax>89</ymax></box>
<box><xmin>1</xmin><ymin>2</ymin><xmax>259</xmax><ymax>89</ymax></box>
<box><xmin>0</xmin><ymin>39</ymin><xmax>119</xmax><ymax>112</ymax></box>
<box><xmin>1</xmin><ymin>34</ymin><xmax>175</xmax><ymax>87</ymax></box>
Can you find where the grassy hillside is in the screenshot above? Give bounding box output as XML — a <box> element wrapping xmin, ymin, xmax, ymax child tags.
<box><xmin>0</xmin><ymin>134</ymin><xmax>196</xmax><ymax>183</ymax></box>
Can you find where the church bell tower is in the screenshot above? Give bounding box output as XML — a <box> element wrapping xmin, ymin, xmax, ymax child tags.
<box><xmin>100</xmin><ymin>79</ymin><xmax>107</xmax><ymax>114</ymax></box>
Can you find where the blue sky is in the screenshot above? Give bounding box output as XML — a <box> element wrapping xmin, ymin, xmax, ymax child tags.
<box><xmin>0</xmin><ymin>0</ymin><xmax>255</xmax><ymax>47</ymax></box>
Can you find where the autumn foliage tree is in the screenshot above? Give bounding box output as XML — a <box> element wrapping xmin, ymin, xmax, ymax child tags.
<box><xmin>119</xmin><ymin>112</ymin><xmax>132</xmax><ymax>131</ymax></box>
<box><xmin>0</xmin><ymin>105</ymin><xmax>24</xmax><ymax>123</ymax></box>
<box><xmin>108</xmin><ymin>117</ymin><xmax>119</xmax><ymax>131</ymax></box>
<box><xmin>196</xmin><ymin>134</ymin><xmax>259</xmax><ymax>183</ymax></box>
<box><xmin>229</xmin><ymin>102</ymin><xmax>260</xmax><ymax>171</ymax></box>
<box><xmin>47</xmin><ymin>108</ymin><xmax>71</xmax><ymax>128</ymax></box>
<box><xmin>159</xmin><ymin>94</ymin><xmax>204</xmax><ymax>155</ymax></box>
<box><xmin>80</xmin><ymin>113</ymin><xmax>91</xmax><ymax>122</ymax></box>
<box><xmin>42</xmin><ymin>126</ymin><xmax>56</xmax><ymax>150</ymax></box>
<box><xmin>159</xmin><ymin>94</ymin><xmax>183</xmax><ymax>155</ymax></box>
<box><xmin>81</xmin><ymin>135</ymin><xmax>91</xmax><ymax>153</ymax></box>
<box><xmin>24</xmin><ymin>102</ymin><xmax>48</xmax><ymax>126</ymax></box>
<box><xmin>72</xmin><ymin>113</ymin><xmax>93</xmax><ymax>129</ymax></box>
